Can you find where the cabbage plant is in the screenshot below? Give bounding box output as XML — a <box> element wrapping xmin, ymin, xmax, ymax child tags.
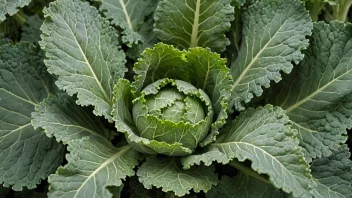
<box><xmin>0</xmin><ymin>0</ymin><xmax>352</xmax><ymax>197</ymax></box>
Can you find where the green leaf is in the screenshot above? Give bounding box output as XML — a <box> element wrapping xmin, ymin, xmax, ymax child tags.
<box><xmin>0</xmin><ymin>42</ymin><xmax>64</xmax><ymax>190</ymax></box>
<box><xmin>48</xmin><ymin>137</ymin><xmax>140</xmax><ymax>198</ymax></box>
<box><xmin>40</xmin><ymin>0</ymin><xmax>127</xmax><ymax>121</ymax></box>
<box><xmin>0</xmin><ymin>0</ymin><xmax>31</xmax><ymax>21</ymax></box>
<box><xmin>181</xmin><ymin>147</ymin><xmax>227</xmax><ymax>169</ymax></box>
<box><xmin>185</xmin><ymin>48</ymin><xmax>233</xmax><ymax>146</ymax></box>
<box><xmin>154</xmin><ymin>0</ymin><xmax>234</xmax><ymax>52</ymax></box>
<box><xmin>311</xmin><ymin>145</ymin><xmax>352</xmax><ymax>198</ymax></box>
<box><xmin>113</xmin><ymin>44</ymin><xmax>232</xmax><ymax>154</ymax></box>
<box><xmin>190</xmin><ymin>105</ymin><xmax>314</xmax><ymax>197</ymax></box>
<box><xmin>132</xmin><ymin>79</ymin><xmax>213</xmax><ymax>151</ymax></box>
<box><xmin>137</xmin><ymin>156</ymin><xmax>218</xmax><ymax>196</ymax></box>
<box><xmin>96</xmin><ymin>0</ymin><xmax>157</xmax><ymax>47</ymax></box>
<box><xmin>21</xmin><ymin>14</ymin><xmax>43</xmax><ymax>42</ymax></box>
<box><xmin>113</xmin><ymin>79</ymin><xmax>193</xmax><ymax>156</ymax></box>
<box><xmin>32</xmin><ymin>94</ymin><xmax>112</xmax><ymax>144</ymax></box>
<box><xmin>229</xmin><ymin>0</ymin><xmax>313</xmax><ymax>111</ymax></box>
<box><xmin>265</xmin><ymin>21</ymin><xmax>352</xmax><ymax>161</ymax></box>
<box><xmin>133</xmin><ymin>44</ymin><xmax>231</xmax><ymax>144</ymax></box>
<box><xmin>206</xmin><ymin>174</ymin><xmax>285</xmax><ymax>198</ymax></box>
<box><xmin>126</xmin><ymin>17</ymin><xmax>159</xmax><ymax>59</ymax></box>
<box><xmin>132</xmin><ymin>43</ymin><xmax>189</xmax><ymax>93</ymax></box>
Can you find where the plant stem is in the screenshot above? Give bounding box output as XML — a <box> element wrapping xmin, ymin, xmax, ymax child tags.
<box><xmin>332</xmin><ymin>0</ymin><xmax>352</xmax><ymax>22</ymax></box>
<box><xmin>228</xmin><ymin>160</ymin><xmax>271</xmax><ymax>185</ymax></box>
<box><xmin>309</xmin><ymin>1</ymin><xmax>325</xmax><ymax>22</ymax></box>
<box><xmin>234</xmin><ymin>6</ymin><xmax>241</xmax><ymax>54</ymax></box>
<box><xmin>13</xmin><ymin>11</ymin><xmax>26</xmax><ymax>25</ymax></box>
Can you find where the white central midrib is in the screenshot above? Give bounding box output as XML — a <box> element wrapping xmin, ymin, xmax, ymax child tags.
<box><xmin>2</xmin><ymin>123</ymin><xmax>32</xmax><ymax>139</ymax></box>
<box><xmin>190</xmin><ymin>0</ymin><xmax>201</xmax><ymax>47</ymax></box>
<box><xmin>119</xmin><ymin>0</ymin><xmax>133</xmax><ymax>30</ymax></box>
<box><xmin>285</xmin><ymin>70</ymin><xmax>351</xmax><ymax>113</ymax></box>
<box><xmin>73</xmin><ymin>146</ymin><xmax>131</xmax><ymax>198</ymax></box>
<box><xmin>231</xmin><ymin>19</ymin><xmax>288</xmax><ymax>90</ymax></box>
<box><xmin>66</xmin><ymin>22</ymin><xmax>111</xmax><ymax>105</ymax></box>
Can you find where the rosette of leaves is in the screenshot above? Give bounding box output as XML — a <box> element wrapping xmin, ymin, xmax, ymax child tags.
<box><xmin>112</xmin><ymin>43</ymin><xmax>232</xmax><ymax>156</ymax></box>
<box><xmin>2</xmin><ymin>0</ymin><xmax>352</xmax><ymax>197</ymax></box>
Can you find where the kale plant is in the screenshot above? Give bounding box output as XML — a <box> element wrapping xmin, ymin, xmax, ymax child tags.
<box><xmin>0</xmin><ymin>0</ymin><xmax>352</xmax><ymax>197</ymax></box>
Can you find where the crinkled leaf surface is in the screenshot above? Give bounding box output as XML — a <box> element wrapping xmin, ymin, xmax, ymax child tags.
<box><xmin>96</xmin><ymin>0</ymin><xmax>157</xmax><ymax>47</ymax></box>
<box><xmin>154</xmin><ymin>0</ymin><xmax>234</xmax><ymax>52</ymax></box>
<box><xmin>229</xmin><ymin>0</ymin><xmax>312</xmax><ymax>111</ymax></box>
<box><xmin>0</xmin><ymin>0</ymin><xmax>31</xmax><ymax>21</ymax></box>
<box><xmin>0</xmin><ymin>42</ymin><xmax>64</xmax><ymax>190</ymax></box>
<box><xmin>113</xmin><ymin>44</ymin><xmax>232</xmax><ymax>154</ymax></box>
<box><xmin>184</xmin><ymin>105</ymin><xmax>313</xmax><ymax>197</ymax></box>
<box><xmin>206</xmin><ymin>174</ymin><xmax>285</xmax><ymax>198</ymax></box>
<box><xmin>49</xmin><ymin>137</ymin><xmax>140</xmax><ymax>198</ymax></box>
<box><xmin>113</xmin><ymin>79</ymin><xmax>193</xmax><ymax>156</ymax></box>
<box><xmin>40</xmin><ymin>0</ymin><xmax>126</xmax><ymax>121</ymax></box>
<box><xmin>311</xmin><ymin>145</ymin><xmax>352</xmax><ymax>198</ymax></box>
<box><xmin>32</xmin><ymin>94</ymin><xmax>112</xmax><ymax>144</ymax></box>
<box><xmin>266</xmin><ymin>21</ymin><xmax>352</xmax><ymax>161</ymax></box>
<box><xmin>137</xmin><ymin>156</ymin><xmax>217</xmax><ymax>196</ymax></box>
<box><xmin>21</xmin><ymin>15</ymin><xmax>43</xmax><ymax>42</ymax></box>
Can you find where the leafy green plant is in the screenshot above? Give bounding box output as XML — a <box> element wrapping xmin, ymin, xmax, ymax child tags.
<box><xmin>0</xmin><ymin>0</ymin><xmax>352</xmax><ymax>197</ymax></box>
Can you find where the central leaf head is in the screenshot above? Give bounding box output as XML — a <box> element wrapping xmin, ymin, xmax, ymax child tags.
<box><xmin>132</xmin><ymin>79</ymin><xmax>213</xmax><ymax>151</ymax></box>
<box><xmin>143</xmin><ymin>88</ymin><xmax>205</xmax><ymax>124</ymax></box>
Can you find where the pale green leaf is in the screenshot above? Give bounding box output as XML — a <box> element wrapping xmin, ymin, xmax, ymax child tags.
<box><xmin>181</xmin><ymin>147</ymin><xmax>227</xmax><ymax>169</ymax></box>
<box><xmin>131</xmin><ymin>43</ymin><xmax>232</xmax><ymax>145</ymax></box>
<box><xmin>49</xmin><ymin>137</ymin><xmax>140</xmax><ymax>198</ymax></box>
<box><xmin>229</xmin><ymin>0</ymin><xmax>313</xmax><ymax>111</ymax></box>
<box><xmin>112</xmin><ymin>79</ymin><xmax>194</xmax><ymax>156</ymax></box>
<box><xmin>154</xmin><ymin>0</ymin><xmax>234</xmax><ymax>52</ymax></box>
<box><xmin>206</xmin><ymin>174</ymin><xmax>285</xmax><ymax>198</ymax></box>
<box><xmin>137</xmin><ymin>156</ymin><xmax>218</xmax><ymax>196</ymax></box>
<box><xmin>21</xmin><ymin>14</ymin><xmax>43</xmax><ymax>42</ymax></box>
<box><xmin>132</xmin><ymin>43</ymin><xmax>189</xmax><ymax>93</ymax></box>
<box><xmin>96</xmin><ymin>0</ymin><xmax>157</xmax><ymax>46</ymax></box>
<box><xmin>0</xmin><ymin>42</ymin><xmax>64</xmax><ymax>190</ymax></box>
<box><xmin>185</xmin><ymin>48</ymin><xmax>233</xmax><ymax>146</ymax></box>
<box><xmin>311</xmin><ymin>145</ymin><xmax>352</xmax><ymax>198</ymax></box>
<box><xmin>40</xmin><ymin>0</ymin><xmax>127</xmax><ymax>121</ymax></box>
<box><xmin>265</xmin><ymin>21</ymin><xmax>352</xmax><ymax>161</ymax></box>
<box><xmin>132</xmin><ymin>79</ymin><xmax>213</xmax><ymax>151</ymax></box>
<box><xmin>204</xmin><ymin>105</ymin><xmax>314</xmax><ymax>197</ymax></box>
<box><xmin>0</xmin><ymin>0</ymin><xmax>31</xmax><ymax>21</ymax></box>
<box><xmin>32</xmin><ymin>94</ymin><xmax>112</xmax><ymax>144</ymax></box>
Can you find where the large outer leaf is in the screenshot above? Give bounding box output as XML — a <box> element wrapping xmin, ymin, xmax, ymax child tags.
<box><xmin>96</xmin><ymin>0</ymin><xmax>157</xmax><ymax>46</ymax></box>
<box><xmin>266</xmin><ymin>21</ymin><xmax>352</xmax><ymax>161</ymax></box>
<box><xmin>32</xmin><ymin>92</ymin><xmax>139</xmax><ymax>197</ymax></box>
<box><xmin>0</xmin><ymin>0</ymin><xmax>31</xmax><ymax>21</ymax></box>
<box><xmin>48</xmin><ymin>137</ymin><xmax>140</xmax><ymax>198</ymax></box>
<box><xmin>0</xmin><ymin>42</ymin><xmax>64</xmax><ymax>190</ymax></box>
<box><xmin>311</xmin><ymin>145</ymin><xmax>352</xmax><ymax>198</ymax></box>
<box><xmin>32</xmin><ymin>94</ymin><xmax>112</xmax><ymax>144</ymax></box>
<box><xmin>40</xmin><ymin>0</ymin><xmax>126</xmax><ymax>121</ymax></box>
<box><xmin>206</xmin><ymin>174</ymin><xmax>285</xmax><ymax>198</ymax></box>
<box><xmin>154</xmin><ymin>0</ymin><xmax>234</xmax><ymax>52</ymax></box>
<box><xmin>183</xmin><ymin>105</ymin><xmax>314</xmax><ymax>197</ymax></box>
<box><xmin>137</xmin><ymin>156</ymin><xmax>217</xmax><ymax>196</ymax></box>
<box><xmin>229</xmin><ymin>0</ymin><xmax>312</xmax><ymax>111</ymax></box>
